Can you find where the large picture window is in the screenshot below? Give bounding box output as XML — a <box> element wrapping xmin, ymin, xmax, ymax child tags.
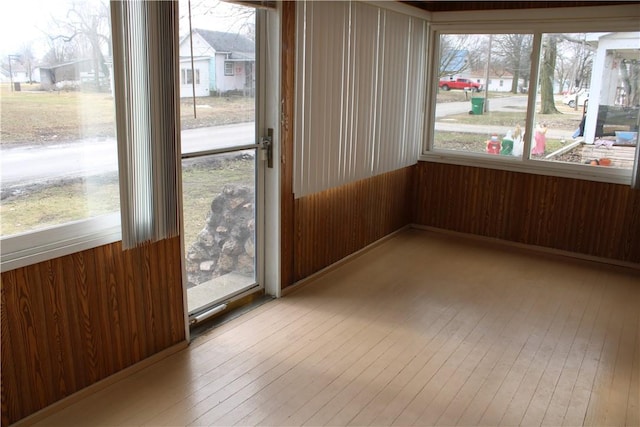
<box><xmin>1</xmin><ymin>0</ymin><xmax>182</xmax><ymax>269</ymax></box>
<box><xmin>1</xmin><ymin>0</ymin><xmax>120</xmax><ymax>270</ymax></box>
<box><xmin>425</xmin><ymin>7</ymin><xmax>640</xmax><ymax>186</ymax></box>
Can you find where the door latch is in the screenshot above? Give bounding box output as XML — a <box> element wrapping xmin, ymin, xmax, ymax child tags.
<box><xmin>260</xmin><ymin>128</ymin><xmax>274</xmax><ymax>168</ymax></box>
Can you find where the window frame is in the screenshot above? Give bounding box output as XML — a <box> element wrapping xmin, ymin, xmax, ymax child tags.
<box><xmin>421</xmin><ymin>5</ymin><xmax>640</xmax><ymax>186</ymax></box>
<box><xmin>1</xmin><ymin>10</ymin><xmax>123</xmax><ymax>272</ymax></box>
<box><xmin>1</xmin><ymin>214</ymin><xmax>121</xmax><ymax>272</ymax></box>
<box><xmin>1</xmin><ymin>0</ymin><xmax>181</xmax><ymax>272</ymax></box>
<box><xmin>224</xmin><ymin>61</ymin><xmax>234</xmax><ymax>76</ymax></box>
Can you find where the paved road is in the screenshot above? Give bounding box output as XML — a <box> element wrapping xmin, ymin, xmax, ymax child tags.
<box><xmin>1</xmin><ymin>122</ymin><xmax>255</xmax><ymax>188</ymax></box>
<box><xmin>1</xmin><ymin>95</ymin><xmax>571</xmax><ymax>189</ymax></box>
<box><xmin>435</xmin><ymin>94</ymin><xmax>529</xmax><ymax>117</ymax></box>
<box><xmin>434</xmin><ymin>94</ymin><xmax>574</xmax><ymax>140</ymax></box>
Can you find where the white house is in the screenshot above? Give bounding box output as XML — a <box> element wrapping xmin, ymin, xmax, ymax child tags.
<box><xmin>468</xmin><ymin>71</ymin><xmax>522</xmax><ymax>93</ymax></box>
<box><xmin>178</xmin><ymin>29</ymin><xmax>255</xmax><ymax>98</ymax></box>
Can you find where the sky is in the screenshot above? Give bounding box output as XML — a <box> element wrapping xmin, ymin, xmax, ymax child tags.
<box><xmin>0</xmin><ymin>0</ymin><xmax>254</xmax><ymax>62</ymax></box>
<box><xmin>0</xmin><ymin>0</ymin><xmax>59</xmax><ymax>58</ymax></box>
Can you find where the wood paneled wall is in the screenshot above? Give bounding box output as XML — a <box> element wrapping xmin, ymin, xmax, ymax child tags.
<box><xmin>279</xmin><ymin>2</ymin><xmax>414</xmax><ymax>287</ymax></box>
<box><xmin>292</xmin><ymin>167</ymin><xmax>416</xmax><ymax>282</ymax></box>
<box><xmin>1</xmin><ymin>237</ymin><xmax>185</xmax><ymax>426</ymax></box>
<box><xmin>413</xmin><ymin>162</ymin><xmax>640</xmax><ymax>264</ymax></box>
<box><xmin>280</xmin><ymin>0</ymin><xmax>297</xmax><ymax>290</ymax></box>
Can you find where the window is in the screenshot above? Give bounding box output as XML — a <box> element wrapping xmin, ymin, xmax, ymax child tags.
<box><xmin>1</xmin><ymin>0</ymin><xmax>120</xmax><ymax>270</ymax></box>
<box><xmin>531</xmin><ymin>33</ymin><xmax>639</xmax><ymax>171</ymax></box>
<box><xmin>181</xmin><ymin>68</ymin><xmax>200</xmax><ymax>85</ymax></box>
<box><xmin>425</xmin><ymin>6</ymin><xmax>640</xmax><ymax>186</ymax></box>
<box><xmin>224</xmin><ymin>61</ymin><xmax>234</xmax><ymax>76</ymax></box>
<box><xmin>433</xmin><ymin>33</ymin><xmax>533</xmax><ymax>158</ymax></box>
<box><xmin>1</xmin><ymin>0</ymin><xmax>182</xmax><ymax>269</ymax></box>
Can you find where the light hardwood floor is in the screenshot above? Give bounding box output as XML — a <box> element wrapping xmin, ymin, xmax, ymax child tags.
<box><xmin>30</xmin><ymin>229</ymin><xmax>639</xmax><ymax>426</ymax></box>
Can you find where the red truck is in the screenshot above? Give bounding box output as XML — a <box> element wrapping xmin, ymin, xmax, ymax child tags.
<box><xmin>439</xmin><ymin>78</ymin><xmax>483</xmax><ymax>92</ymax></box>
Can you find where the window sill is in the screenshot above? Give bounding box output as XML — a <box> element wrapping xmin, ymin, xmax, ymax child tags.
<box><xmin>1</xmin><ymin>213</ymin><xmax>122</xmax><ymax>273</ymax></box>
<box><xmin>419</xmin><ymin>151</ymin><xmax>633</xmax><ymax>186</ymax></box>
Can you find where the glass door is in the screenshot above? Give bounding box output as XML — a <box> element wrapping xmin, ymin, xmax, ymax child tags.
<box><xmin>178</xmin><ymin>0</ymin><xmax>263</xmax><ymax>318</ymax></box>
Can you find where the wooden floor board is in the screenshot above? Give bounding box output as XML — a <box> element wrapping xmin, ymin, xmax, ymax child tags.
<box><xmin>29</xmin><ymin>229</ymin><xmax>639</xmax><ymax>427</ymax></box>
<box><xmin>520</xmin><ymin>277</ymin><xmax>602</xmax><ymax>427</ymax></box>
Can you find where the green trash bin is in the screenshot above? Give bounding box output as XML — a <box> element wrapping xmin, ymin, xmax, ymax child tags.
<box><xmin>471</xmin><ymin>97</ymin><xmax>484</xmax><ymax>115</ymax></box>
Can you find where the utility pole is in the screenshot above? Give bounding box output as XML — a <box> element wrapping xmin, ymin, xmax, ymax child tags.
<box><xmin>483</xmin><ymin>35</ymin><xmax>493</xmax><ymax>113</ymax></box>
<box><xmin>8</xmin><ymin>55</ymin><xmax>14</xmax><ymax>92</ymax></box>
<box><xmin>7</xmin><ymin>54</ymin><xmax>20</xmax><ymax>92</ymax></box>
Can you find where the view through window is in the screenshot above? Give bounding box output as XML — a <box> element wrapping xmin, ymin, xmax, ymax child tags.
<box><xmin>433</xmin><ymin>31</ymin><xmax>639</xmax><ymax>172</ymax></box>
<box><xmin>0</xmin><ymin>0</ymin><xmax>118</xmax><ymax>238</ymax></box>
<box><xmin>178</xmin><ymin>0</ymin><xmax>258</xmax><ymax>314</ymax></box>
<box><xmin>433</xmin><ymin>34</ymin><xmax>533</xmax><ymax>158</ymax></box>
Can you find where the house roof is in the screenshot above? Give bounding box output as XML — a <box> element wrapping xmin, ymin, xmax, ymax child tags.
<box><xmin>38</xmin><ymin>58</ymin><xmax>94</xmax><ymax>70</ymax></box>
<box><xmin>193</xmin><ymin>28</ymin><xmax>255</xmax><ymax>54</ymax></box>
<box><xmin>440</xmin><ymin>49</ymin><xmax>468</xmax><ymax>74</ymax></box>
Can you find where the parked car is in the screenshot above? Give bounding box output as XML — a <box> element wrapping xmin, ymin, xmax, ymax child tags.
<box><xmin>439</xmin><ymin>78</ymin><xmax>483</xmax><ymax>92</ymax></box>
<box><xmin>563</xmin><ymin>90</ymin><xmax>589</xmax><ymax>108</ymax></box>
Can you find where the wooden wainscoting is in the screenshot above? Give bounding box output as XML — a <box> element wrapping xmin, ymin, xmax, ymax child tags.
<box><xmin>413</xmin><ymin>162</ymin><xmax>640</xmax><ymax>264</ymax></box>
<box><xmin>291</xmin><ymin>167</ymin><xmax>415</xmax><ymax>283</ymax></box>
<box><xmin>280</xmin><ymin>0</ymin><xmax>296</xmax><ymax>289</ymax></box>
<box><xmin>1</xmin><ymin>237</ymin><xmax>185</xmax><ymax>426</ymax></box>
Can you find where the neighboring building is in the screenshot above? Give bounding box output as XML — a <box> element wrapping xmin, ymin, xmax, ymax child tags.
<box><xmin>178</xmin><ymin>28</ymin><xmax>255</xmax><ymax>98</ymax></box>
<box><xmin>468</xmin><ymin>70</ymin><xmax>522</xmax><ymax>93</ymax></box>
<box><xmin>440</xmin><ymin>49</ymin><xmax>469</xmax><ymax>76</ymax></box>
<box><xmin>2</xmin><ymin>62</ymin><xmax>32</xmax><ymax>84</ymax></box>
<box><xmin>38</xmin><ymin>58</ymin><xmax>110</xmax><ymax>91</ymax></box>
<box><xmin>440</xmin><ymin>49</ymin><xmax>524</xmax><ymax>93</ymax></box>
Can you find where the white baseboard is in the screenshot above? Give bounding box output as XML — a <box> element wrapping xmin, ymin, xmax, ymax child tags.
<box><xmin>12</xmin><ymin>340</ymin><xmax>189</xmax><ymax>427</ymax></box>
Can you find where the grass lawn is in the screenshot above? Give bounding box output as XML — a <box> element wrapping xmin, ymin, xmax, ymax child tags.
<box><xmin>181</xmin><ymin>155</ymin><xmax>255</xmax><ymax>249</ymax></box>
<box><xmin>0</xmin><ymin>155</ymin><xmax>255</xmax><ymax>248</ymax></box>
<box><xmin>0</xmin><ymin>174</ymin><xmax>120</xmax><ymax>236</ymax></box>
<box><xmin>1</xmin><ymin>85</ymin><xmax>116</xmax><ymax>144</ymax></box>
<box><xmin>0</xmin><ymin>83</ymin><xmax>254</xmax><ymax>145</ymax></box>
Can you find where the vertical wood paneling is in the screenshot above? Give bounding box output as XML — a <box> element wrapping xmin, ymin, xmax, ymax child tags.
<box><xmin>281</xmin><ymin>0</ymin><xmax>296</xmax><ymax>289</ymax></box>
<box><xmin>413</xmin><ymin>162</ymin><xmax>640</xmax><ymax>264</ymax></box>
<box><xmin>292</xmin><ymin>166</ymin><xmax>415</xmax><ymax>282</ymax></box>
<box><xmin>1</xmin><ymin>237</ymin><xmax>185</xmax><ymax>426</ymax></box>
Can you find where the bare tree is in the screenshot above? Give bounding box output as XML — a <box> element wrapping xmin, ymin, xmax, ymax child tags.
<box><xmin>493</xmin><ymin>34</ymin><xmax>532</xmax><ymax>93</ymax></box>
<box><xmin>42</xmin><ymin>36</ymin><xmax>78</xmax><ymax>66</ymax></box>
<box><xmin>620</xmin><ymin>59</ymin><xmax>640</xmax><ymax>107</ymax></box>
<box><xmin>556</xmin><ymin>34</ymin><xmax>595</xmax><ymax>94</ymax></box>
<box><xmin>180</xmin><ymin>0</ymin><xmax>255</xmax><ymax>40</ymax></box>
<box><xmin>17</xmin><ymin>44</ymin><xmax>36</xmax><ymax>82</ymax></box>
<box><xmin>47</xmin><ymin>0</ymin><xmax>111</xmax><ymax>89</ymax></box>
<box><xmin>539</xmin><ymin>34</ymin><xmax>560</xmax><ymax>114</ymax></box>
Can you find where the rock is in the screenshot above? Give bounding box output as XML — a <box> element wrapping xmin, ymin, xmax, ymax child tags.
<box><xmin>185</xmin><ymin>184</ymin><xmax>255</xmax><ymax>286</ymax></box>
<box><xmin>200</xmin><ymin>260</ymin><xmax>215</xmax><ymax>271</ymax></box>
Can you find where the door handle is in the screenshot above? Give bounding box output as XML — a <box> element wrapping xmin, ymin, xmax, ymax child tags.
<box><xmin>260</xmin><ymin>128</ymin><xmax>274</xmax><ymax>168</ymax></box>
